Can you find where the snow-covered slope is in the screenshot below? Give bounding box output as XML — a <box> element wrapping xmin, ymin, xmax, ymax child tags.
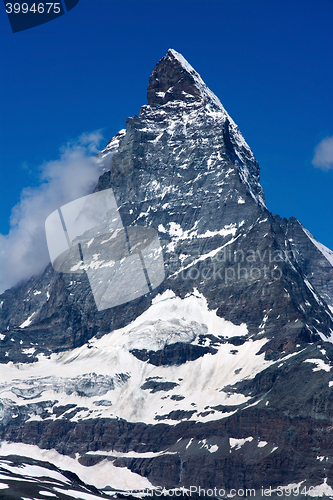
<box><xmin>0</xmin><ymin>290</ymin><xmax>272</xmax><ymax>427</ymax></box>
<box><xmin>2</xmin><ymin>289</ymin><xmax>333</xmax><ymax>497</ymax></box>
<box><xmin>302</xmin><ymin>226</ymin><xmax>333</xmax><ymax>268</ymax></box>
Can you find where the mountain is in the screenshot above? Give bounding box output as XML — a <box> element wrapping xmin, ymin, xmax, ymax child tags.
<box><xmin>1</xmin><ymin>49</ymin><xmax>333</xmax><ymax>499</ymax></box>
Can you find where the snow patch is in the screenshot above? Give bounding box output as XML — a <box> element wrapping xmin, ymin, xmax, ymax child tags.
<box><xmin>230</xmin><ymin>437</ymin><xmax>253</xmax><ymax>450</ymax></box>
<box><xmin>304</xmin><ymin>278</ymin><xmax>323</xmax><ymax>306</ymax></box>
<box><xmin>308</xmin><ymin>479</ymin><xmax>333</xmax><ymax>497</ymax></box>
<box><xmin>304</xmin><ymin>359</ymin><xmax>331</xmax><ymax>372</ymax></box>
<box><xmin>21</xmin><ymin>347</ymin><xmax>36</xmax><ymax>355</ymax></box>
<box><xmin>86</xmin><ymin>450</ymin><xmax>175</xmax><ymax>459</ymax></box>
<box><xmin>198</xmin><ymin>440</ymin><xmax>219</xmax><ymax>454</ymax></box>
<box><xmin>170</xmin><ymin>235</ymin><xmax>241</xmax><ymax>278</ymax></box>
<box><xmin>0</xmin><ymin>442</ymin><xmax>153</xmax><ymax>491</ymax></box>
<box><xmin>258</xmin><ymin>441</ymin><xmax>268</xmax><ymax>448</ymax></box>
<box><xmin>19</xmin><ymin>312</ymin><xmax>37</xmax><ymax>329</ymax></box>
<box><xmin>53</xmin><ymin>489</ymin><xmax>111</xmax><ymax>500</ymax></box>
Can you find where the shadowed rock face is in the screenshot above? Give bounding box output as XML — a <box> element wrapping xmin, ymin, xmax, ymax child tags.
<box><xmin>1</xmin><ymin>50</ymin><xmax>333</xmax><ymax>497</ymax></box>
<box><xmin>283</xmin><ymin>216</ymin><xmax>333</xmax><ymax>308</ymax></box>
<box><xmin>147</xmin><ymin>50</ymin><xmax>202</xmax><ymax>106</ymax></box>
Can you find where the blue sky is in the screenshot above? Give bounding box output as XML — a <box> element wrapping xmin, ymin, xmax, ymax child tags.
<box><xmin>0</xmin><ymin>0</ymin><xmax>333</xmax><ymax>291</ymax></box>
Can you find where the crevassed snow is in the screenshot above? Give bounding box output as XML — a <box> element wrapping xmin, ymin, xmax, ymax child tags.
<box><xmin>0</xmin><ymin>290</ymin><xmax>276</xmax><ymax>426</ymax></box>
<box><xmin>302</xmin><ymin>226</ymin><xmax>333</xmax><ymax>267</ymax></box>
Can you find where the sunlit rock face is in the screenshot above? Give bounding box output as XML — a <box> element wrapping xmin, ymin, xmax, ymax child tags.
<box><xmin>1</xmin><ymin>50</ymin><xmax>333</xmax><ymax>498</ymax></box>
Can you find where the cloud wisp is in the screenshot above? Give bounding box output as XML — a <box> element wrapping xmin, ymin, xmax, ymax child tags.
<box><xmin>312</xmin><ymin>136</ymin><xmax>333</xmax><ymax>171</ymax></box>
<box><xmin>0</xmin><ymin>131</ymin><xmax>106</xmax><ymax>294</ymax></box>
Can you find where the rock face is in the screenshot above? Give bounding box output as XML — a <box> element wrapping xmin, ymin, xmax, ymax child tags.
<box><xmin>1</xmin><ymin>49</ymin><xmax>333</xmax><ymax>499</ymax></box>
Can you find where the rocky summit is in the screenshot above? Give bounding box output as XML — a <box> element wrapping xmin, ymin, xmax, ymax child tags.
<box><xmin>1</xmin><ymin>49</ymin><xmax>333</xmax><ymax>499</ymax></box>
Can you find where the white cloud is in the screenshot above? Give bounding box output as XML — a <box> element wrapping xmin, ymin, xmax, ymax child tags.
<box><xmin>0</xmin><ymin>131</ymin><xmax>106</xmax><ymax>294</ymax></box>
<box><xmin>312</xmin><ymin>136</ymin><xmax>333</xmax><ymax>171</ymax></box>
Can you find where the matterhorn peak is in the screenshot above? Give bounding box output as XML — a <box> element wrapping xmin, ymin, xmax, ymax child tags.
<box><xmin>137</xmin><ymin>49</ymin><xmax>266</xmax><ymax>209</ymax></box>
<box><xmin>1</xmin><ymin>48</ymin><xmax>333</xmax><ymax>499</ymax></box>
<box><xmin>147</xmin><ymin>48</ymin><xmax>225</xmax><ymax>110</ymax></box>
